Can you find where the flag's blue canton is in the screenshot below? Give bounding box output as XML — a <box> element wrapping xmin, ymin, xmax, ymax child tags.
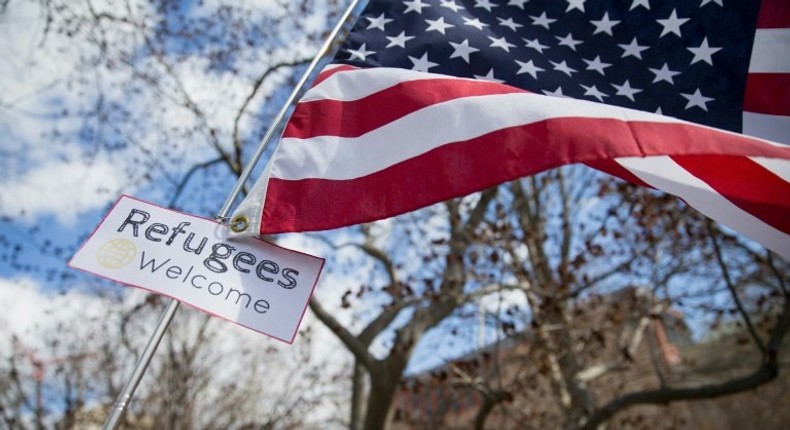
<box><xmin>335</xmin><ymin>0</ymin><xmax>761</xmax><ymax>133</ymax></box>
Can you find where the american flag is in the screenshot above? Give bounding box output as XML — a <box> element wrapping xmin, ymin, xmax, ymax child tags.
<box><xmin>232</xmin><ymin>0</ymin><xmax>790</xmax><ymax>257</ymax></box>
<box><xmin>334</xmin><ymin>0</ymin><xmax>787</xmax><ymax>141</ymax></box>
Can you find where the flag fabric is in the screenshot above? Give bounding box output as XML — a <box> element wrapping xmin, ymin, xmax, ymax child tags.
<box><xmin>232</xmin><ymin>0</ymin><xmax>790</xmax><ymax>258</ymax></box>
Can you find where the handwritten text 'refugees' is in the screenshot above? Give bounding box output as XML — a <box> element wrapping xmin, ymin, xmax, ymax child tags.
<box><xmin>117</xmin><ymin>209</ymin><xmax>301</xmax><ymax>314</ymax></box>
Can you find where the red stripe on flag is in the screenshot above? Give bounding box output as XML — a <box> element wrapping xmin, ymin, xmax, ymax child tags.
<box><xmin>744</xmin><ymin>73</ymin><xmax>790</xmax><ymax>116</ymax></box>
<box><xmin>584</xmin><ymin>159</ymin><xmax>653</xmax><ymax>189</ymax></box>
<box><xmin>260</xmin><ymin>116</ymin><xmax>790</xmax><ymax>234</ymax></box>
<box><xmin>584</xmin><ymin>119</ymin><xmax>790</xmax><ymax>161</ymax></box>
<box><xmin>673</xmin><ymin>155</ymin><xmax>790</xmax><ymax>235</ymax></box>
<box><xmin>310</xmin><ymin>64</ymin><xmax>357</xmax><ymax>87</ymax></box>
<box><xmin>756</xmin><ymin>0</ymin><xmax>790</xmax><ymax>28</ymax></box>
<box><xmin>283</xmin><ymin>78</ymin><xmax>525</xmax><ymax>139</ymax></box>
<box><xmin>264</xmin><ymin>125</ymin><xmax>567</xmax><ymax>234</ymax></box>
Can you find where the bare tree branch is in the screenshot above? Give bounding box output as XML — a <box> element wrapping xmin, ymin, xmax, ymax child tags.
<box><xmin>707</xmin><ymin>220</ymin><xmax>766</xmax><ymax>354</ymax></box>
<box><xmin>448</xmin><ymin>362</ymin><xmax>511</xmax><ymax>430</ymax></box>
<box><xmin>557</xmin><ymin>169</ymin><xmax>573</xmax><ymax>286</ymax></box>
<box><xmin>231</xmin><ymin>58</ymin><xmax>312</xmax><ymax>162</ymax></box>
<box><xmin>564</xmin><ymin>256</ymin><xmax>638</xmax><ymax>300</ymax></box>
<box><xmin>580</xmin><ymin>292</ymin><xmax>790</xmax><ymax>430</ymax></box>
<box><xmin>167</xmin><ymin>157</ymin><xmax>225</xmax><ymax>208</ymax></box>
<box><xmin>511</xmin><ymin>179</ymin><xmax>553</xmax><ymax>288</ymax></box>
<box><xmin>309</xmin><ymin>297</ymin><xmax>378</xmax><ymax>372</ymax></box>
<box><xmin>466</xmin><ymin>187</ymin><xmax>498</xmax><ymax>231</ymax></box>
<box><xmin>766</xmin><ymin>251</ymin><xmax>789</xmax><ymax>296</ymax></box>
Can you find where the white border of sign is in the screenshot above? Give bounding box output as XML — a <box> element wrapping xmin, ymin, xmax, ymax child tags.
<box><xmin>69</xmin><ymin>195</ymin><xmax>325</xmax><ymax>344</ymax></box>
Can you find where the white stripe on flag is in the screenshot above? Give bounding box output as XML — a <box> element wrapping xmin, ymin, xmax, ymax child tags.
<box><xmin>275</xmin><ymin>90</ymin><xmax>677</xmax><ymax>181</ymax></box>
<box><xmin>742</xmin><ymin>112</ymin><xmax>790</xmax><ymax>144</ymax></box>
<box><xmin>748</xmin><ymin>28</ymin><xmax>790</xmax><ymax>73</ymax></box>
<box><xmin>615</xmin><ymin>156</ymin><xmax>790</xmax><ymax>258</ymax></box>
<box><xmin>301</xmin><ymin>67</ymin><xmax>458</xmax><ymax>102</ymax></box>
<box><xmin>750</xmin><ymin>156</ymin><xmax>790</xmax><ymax>182</ymax></box>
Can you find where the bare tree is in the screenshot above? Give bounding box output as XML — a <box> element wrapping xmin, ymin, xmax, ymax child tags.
<box><xmin>2</xmin><ymin>1</ymin><xmax>787</xmax><ymax>429</ymax></box>
<box><xmin>309</xmin><ymin>166</ymin><xmax>788</xmax><ymax>430</ymax></box>
<box><xmin>1</xmin><ymin>0</ymin><xmax>349</xmax><ymax>428</ymax></box>
<box><xmin>310</xmin><ymin>186</ymin><xmax>500</xmax><ymax>429</ymax></box>
<box><xmin>378</xmin><ymin>169</ymin><xmax>788</xmax><ymax>429</ymax></box>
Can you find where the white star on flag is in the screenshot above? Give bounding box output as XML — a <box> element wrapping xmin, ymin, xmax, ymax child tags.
<box><xmin>551</xmin><ymin>60</ymin><xmax>577</xmax><ymax>77</ymax></box>
<box><xmin>584</xmin><ymin>56</ymin><xmax>612</xmax><ymax>75</ymax></box>
<box><xmin>449</xmin><ymin>39</ymin><xmax>479</xmax><ymax>62</ymax></box>
<box><xmin>524</xmin><ymin>38</ymin><xmax>548</xmax><ymax>53</ymax></box>
<box><xmin>581</xmin><ymin>84</ymin><xmax>608</xmax><ymax>102</ymax></box>
<box><xmin>473</xmin><ymin>68</ymin><xmax>504</xmax><ymax>83</ymax></box>
<box><xmin>403</xmin><ymin>0</ymin><xmax>429</xmax><ymax>14</ymax></box>
<box><xmin>657</xmin><ymin>9</ymin><xmax>689</xmax><ymax>38</ymax></box>
<box><xmin>366</xmin><ymin>13</ymin><xmax>393</xmax><ymax>31</ymax></box>
<box><xmin>649</xmin><ymin>63</ymin><xmax>681</xmax><ymax>84</ymax></box>
<box><xmin>619</xmin><ymin>37</ymin><xmax>649</xmax><ymax>59</ymax></box>
<box><xmin>531</xmin><ymin>12</ymin><xmax>556</xmax><ymax>29</ymax></box>
<box><xmin>409</xmin><ymin>53</ymin><xmax>438</xmax><ymax>72</ymax></box>
<box><xmin>463</xmin><ymin>16</ymin><xmax>488</xmax><ymax>30</ymax></box>
<box><xmin>516</xmin><ymin>59</ymin><xmax>544</xmax><ymax>78</ymax></box>
<box><xmin>498</xmin><ymin>17</ymin><xmax>523</xmax><ymax>31</ymax></box>
<box><xmin>385</xmin><ymin>31</ymin><xmax>415</xmax><ymax>48</ymax></box>
<box><xmin>489</xmin><ymin>36</ymin><xmax>516</xmax><ymax>52</ymax></box>
<box><xmin>612</xmin><ymin>80</ymin><xmax>643</xmax><ymax>102</ymax></box>
<box><xmin>566</xmin><ymin>0</ymin><xmax>586</xmax><ymax>13</ymax></box>
<box><xmin>688</xmin><ymin>37</ymin><xmax>722</xmax><ymax>65</ymax></box>
<box><xmin>591</xmin><ymin>12</ymin><xmax>620</xmax><ymax>36</ymax></box>
<box><xmin>474</xmin><ymin>0</ymin><xmax>497</xmax><ymax>12</ymax></box>
<box><xmin>348</xmin><ymin>43</ymin><xmax>374</xmax><ymax>61</ymax></box>
<box><xmin>682</xmin><ymin>88</ymin><xmax>714</xmax><ymax>110</ymax></box>
<box><xmin>556</xmin><ymin>33</ymin><xmax>583</xmax><ymax>51</ymax></box>
<box><xmin>440</xmin><ymin>0</ymin><xmax>462</xmax><ymax>12</ymax></box>
<box><xmin>425</xmin><ymin>17</ymin><xmax>454</xmax><ymax>34</ymax></box>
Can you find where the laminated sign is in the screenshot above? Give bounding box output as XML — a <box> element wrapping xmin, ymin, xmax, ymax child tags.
<box><xmin>70</xmin><ymin>195</ymin><xmax>324</xmax><ymax>343</ymax></box>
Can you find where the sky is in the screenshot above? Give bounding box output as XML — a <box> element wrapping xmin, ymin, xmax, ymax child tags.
<box><xmin>0</xmin><ymin>1</ymin><xmax>364</xmax><ymax>425</ymax></box>
<box><xmin>0</xmin><ymin>0</ymin><xmax>323</xmax><ymax>324</ymax></box>
<box><xmin>5</xmin><ymin>1</ymin><xmax>781</xmax><ymax>426</ymax></box>
<box><xmin>0</xmin><ymin>0</ymin><xmax>503</xmax><ymax>354</ymax></box>
<box><xmin>0</xmin><ymin>4</ymin><xmax>501</xmax><ymax>426</ymax></box>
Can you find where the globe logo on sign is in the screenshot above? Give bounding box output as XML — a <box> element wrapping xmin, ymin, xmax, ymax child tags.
<box><xmin>96</xmin><ymin>239</ymin><xmax>137</xmax><ymax>269</ymax></box>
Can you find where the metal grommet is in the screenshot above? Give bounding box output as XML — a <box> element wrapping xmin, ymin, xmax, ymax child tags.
<box><xmin>230</xmin><ymin>215</ymin><xmax>249</xmax><ymax>233</ymax></box>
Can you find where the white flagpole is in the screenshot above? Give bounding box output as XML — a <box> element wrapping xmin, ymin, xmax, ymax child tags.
<box><xmin>215</xmin><ymin>0</ymin><xmax>364</xmax><ymax>223</ymax></box>
<box><xmin>102</xmin><ymin>1</ymin><xmax>363</xmax><ymax>428</ymax></box>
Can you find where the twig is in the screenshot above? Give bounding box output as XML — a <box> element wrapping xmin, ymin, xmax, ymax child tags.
<box><xmin>707</xmin><ymin>221</ymin><xmax>766</xmax><ymax>354</ymax></box>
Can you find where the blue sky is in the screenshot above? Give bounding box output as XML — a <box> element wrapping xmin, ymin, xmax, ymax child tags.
<box><xmin>0</xmin><ymin>0</ymin><xmax>357</xmax><ymax>379</ymax></box>
<box><xmin>0</xmin><ymin>0</ymin><xmax>476</xmax><ymax>391</ymax></box>
<box><xmin>0</xmin><ymin>3</ymin><xmax>369</xmax><ymax>425</ymax></box>
<box><xmin>0</xmin><ymin>0</ymin><xmax>330</xmax><ymax>280</ymax></box>
<box><xmin>3</xmin><ymin>5</ymin><xmax>784</xmax><ymax>425</ymax></box>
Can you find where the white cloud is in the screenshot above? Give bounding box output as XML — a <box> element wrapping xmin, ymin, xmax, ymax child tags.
<box><xmin>0</xmin><ymin>277</ymin><xmax>52</xmax><ymax>346</ymax></box>
<box><xmin>0</xmin><ymin>2</ymin><xmax>138</xmax><ymax>223</ymax></box>
<box><xmin>479</xmin><ymin>288</ymin><xmax>528</xmax><ymax>314</ymax></box>
<box><xmin>0</xmin><ymin>1</ymin><xmax>353</xmax><ymax>425</ymax></box>
<box><xmin>0</xmin><ymin>2</ymin><xmax>69</xmax><ymax>100</ymax></box>
<box><xmin>0</xmin><ymin>277</ymin><xmax>115</xmax><ymax>360</ymax></box>
<box><xmin>0</xmin><ymin>157</ymin><xmax>125</xmax><ymax>225</ymax></box>
<box><xmin>0</xmin><ymin>274</ymin><xmax>351</xmax><ymax>426</ymax></box>
<box><xmin>0</xmin><ymin>0</ymin><xmax>335</xmax><ymax>225</ymax></box>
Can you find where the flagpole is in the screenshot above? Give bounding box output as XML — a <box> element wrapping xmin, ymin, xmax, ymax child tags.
<box><xmin>102</xmin><ymin>1</ymin><xmax>363</xmax><ymax>428</ymax></box>
<box><xmin>215</xmin><ymin>0</ymin><xmax>364</xmax><ymax>223</ymax></box>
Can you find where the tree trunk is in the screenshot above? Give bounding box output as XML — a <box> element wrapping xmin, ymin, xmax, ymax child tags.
<box><xmin>363</xmin><ymin>368</ymin><xmax>403</xmax><ymax>430</ymax></box>
<box><xmin>350</xmin><ymin>361</ymin><xmax>366</xmax><ymax>430</ymax></box>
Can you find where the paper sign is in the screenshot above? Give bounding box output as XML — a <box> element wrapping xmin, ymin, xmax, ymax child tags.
<box><xmin>69</xmin><ymin>195</ymin><xmax>324</xmax><ymax>343</ymax></box>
